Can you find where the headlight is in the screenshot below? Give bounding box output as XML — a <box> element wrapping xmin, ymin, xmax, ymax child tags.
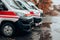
<box><xmin>25</xmin><ymin>11</ymin><xmax>34</xmax><ymax>17</ymax></box>
<box><xmin>25</xmin><ymin>14</ymin><xmax>32</xmax><ymax>17</ymax></box>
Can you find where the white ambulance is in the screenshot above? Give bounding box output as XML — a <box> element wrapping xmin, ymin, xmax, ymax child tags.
<box><xmin>14</xmin><ymin>0</ymin><xmax>43</xmax><ymax>27</ymax></box>
<box><xmin>0</xmin><ymin>0</ymin><xmax>33</xmax><ymax>37</ymax></box>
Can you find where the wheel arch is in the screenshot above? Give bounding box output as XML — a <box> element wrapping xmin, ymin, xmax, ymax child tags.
<box><xmin>0</xmin><ymin>20</ymin><xmax>15</xmax><ymax>26</ymax></box>
<box><xmin>0</xmin><ymin>20</ymin><xmax>16</xmax><ymax>37</ymax></box>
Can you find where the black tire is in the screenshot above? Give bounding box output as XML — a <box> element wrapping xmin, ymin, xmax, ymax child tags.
<box><xmin>1</xmin><ymin>22</ymin><xmax>15</xmax><ymax>37</ymax></box>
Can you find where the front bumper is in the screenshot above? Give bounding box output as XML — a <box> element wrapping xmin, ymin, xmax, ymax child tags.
<box><xmin>31</xmin><ymin>17</ymin><xmax>42</xmax><ymax>27</ymax></box>
<box><xmin>34</xmin><ymin>18</ymin><xmax>42</xmax><ymax>23</ymax></box>
<box><xmin>15</xmin><ymin>18</ymin><xmax>33</xmax><ymax>32</ymax></box>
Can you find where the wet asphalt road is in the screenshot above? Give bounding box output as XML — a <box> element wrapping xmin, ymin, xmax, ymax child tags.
<box><xmin>0</xmin><ymin>27</ymin><xmax>52</xmax><ymax>40</ymax></box>
<box><xmin>0</xmin><ymin>17</ymin><xmax>60</xmax><ymax>40</ymax></box>
<box><xmin>0</xmin><ymin>28</ymin><xmax>41</xmax><ymax>40</ymax></box>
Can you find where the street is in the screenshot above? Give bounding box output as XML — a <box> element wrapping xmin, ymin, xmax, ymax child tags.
<box><xmin>0</xmin><ymin>27</ymin><xmax>52</xmax><ymax>40</ymax></box>
<box><xmin>0</xmin><ymin>17</ymin><xmax>60</xmax><ymax>40</ymax></box>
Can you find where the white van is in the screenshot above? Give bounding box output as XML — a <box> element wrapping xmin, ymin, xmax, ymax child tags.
<box><xmin>0</xmin><ymin>0</ymin><xmax>33</xmax><ymax>37</ymax></box>
<box><xmin>14</xmin><ymin>0</ymin><xmax>43</xmax><ymax>26</ymax></box>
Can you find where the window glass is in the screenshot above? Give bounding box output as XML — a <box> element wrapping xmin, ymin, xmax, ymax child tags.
<box><xmin>15</xmin><ymin>0</ymin><xmax>36</xmax><ymax>10</ymax></box>
<box><xmin>15</xmin><ymin>1</ymin><xmax>27</xmax><ymax>10</ymax></box>
<box><xmin>24</xmin><ymin>1</ymin><xmax>37</xmax><ymax>10</ymax></box>
<box><xmin>5</xmin><ymin>0</ymin><xmax>20</xmax><ymax>9</ymax></box>
<box><xmin>0</xmin><ymin>1</ymin><xmax>8</xmax><ymax>10</ymax></box>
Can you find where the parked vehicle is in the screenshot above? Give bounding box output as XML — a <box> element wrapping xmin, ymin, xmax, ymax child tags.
<box><xmin>26</xmin><ymin>1</ymin><xmax>43</xmax><ymax>26</ymax></box>
<box><xmin>0</xmin><ymin>0</ymin><xmax>33</xmax><ymax>37</ymax></box>
<box><xmin>14</xmin><ymin>0</ymin><xmax>43</xmax><ymax>27</ymax></box>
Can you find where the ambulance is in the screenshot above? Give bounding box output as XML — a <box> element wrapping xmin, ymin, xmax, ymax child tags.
<box><xmin>14</xmin><ymin>0</ymin><xmax>43</xmax><ymax>27</ymax></box>
<box><xmin>0</xmin><ymin>0</ymin><xmax>33</xmax><ymax>37</ymax></box>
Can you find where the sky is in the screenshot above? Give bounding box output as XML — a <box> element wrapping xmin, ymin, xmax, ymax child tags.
<box><xmin>52</xmin><ymin>0</ymin><xmax>60</xmax><ymax>5</ymax></box>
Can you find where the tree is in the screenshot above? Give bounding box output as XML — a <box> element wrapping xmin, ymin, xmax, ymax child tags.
<box><xmin>31</xmin><ymin>0</ymin><xmax>52</xmax><ymax>14</ymax></box>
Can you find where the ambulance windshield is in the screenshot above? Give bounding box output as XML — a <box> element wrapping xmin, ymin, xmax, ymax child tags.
<box><xmin>25</xmin><ymin>1</ymin><xmax>37</xmax><ymax>10</ymax></box>
<box><xmin>15</xmin><ymin>0</ymin><xmax>37</xmax><ymax>10</ymax></box>
<box><xmin>5</xmin><ymin>0</ymin><xmax>37</xmax><ymax>10</ymax></box>
<box><xmin>5</xmin><ymin>0</ymin><xmax>25</xmax><ymax>10</ymax></box>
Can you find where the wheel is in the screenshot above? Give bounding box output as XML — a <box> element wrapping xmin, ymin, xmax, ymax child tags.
<box><xmin>1</xmin><ymin>22</ymin><xmax>15</xmax><ymax>37</ymax></box>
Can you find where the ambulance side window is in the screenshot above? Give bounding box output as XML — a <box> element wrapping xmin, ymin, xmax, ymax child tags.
<box><xmin>0</xmin><ymin>1</ymin><xmax>8</xmax><ymax>11</ymax></box>
<box><xmin>17</xmin><ymin>1</ymin><xmax>27</xmax><ymax>10</ymax></box>
<box><xmin>0</xmin><ymin>1</ymin><xmax>3</xmax><ymax>10</ymax></box>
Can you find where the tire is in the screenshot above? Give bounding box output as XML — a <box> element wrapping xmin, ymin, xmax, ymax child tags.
<box><xmin>1</xmin><ymin>22</ymin><xmax>15</xmax><ymax>37</ymax></box>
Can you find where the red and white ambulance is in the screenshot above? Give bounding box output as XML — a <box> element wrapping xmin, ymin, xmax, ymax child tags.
<box><xmin>13</xmin><ymin>0</ymin><xmax>43</xmax><ymax>27</ymax></box>
<box><xmin>0</xmin><ymin>0</ymin><xmax>33</xmax><ymax>37</ymax></box>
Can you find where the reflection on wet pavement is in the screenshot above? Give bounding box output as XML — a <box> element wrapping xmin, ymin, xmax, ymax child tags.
<box><xmin>0</xmin><ymin>27</ymin><xmax>52</xmax><ymax>40</ymax></box>
<box><xmin>39</xmin><ymin>27</ymin><xmax>52</xmax><ymax>40</ymax></box>
<box><xmin>1</xmin><ymin>17</ymin><xmax>60</xmax><ymax>40</ymax></box>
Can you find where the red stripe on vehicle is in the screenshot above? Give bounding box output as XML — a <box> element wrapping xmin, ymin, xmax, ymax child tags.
<box><xmin>0</xmin><ymin>11</ymin><xmax>19</xmax><ymax>18</ymax></box>
<box><xmin>0</xmin><ymin>15</ymin><xmax>19</xmax><ymax>18</ymax></box>
<box><xmin>0</xmin><ymin>11</ymin><xmax>17</xmax><ymax>16</ymax></box>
